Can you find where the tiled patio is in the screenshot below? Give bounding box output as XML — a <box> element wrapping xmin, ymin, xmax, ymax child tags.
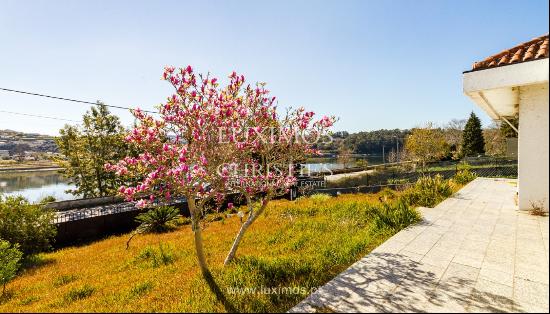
<box><xmin>290</xmin><ymin>178</ymin><xmax>549</xmax><ymax>313</ymax></box>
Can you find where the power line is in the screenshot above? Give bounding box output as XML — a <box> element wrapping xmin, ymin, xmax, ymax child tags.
<box><xmin>0</xmin><ymin>109</ymin><xmax>80</xmax><ymax>123</ymax></box>
<box><xmin>0</xmin><ymin>87</ymin><xmax>157</xmax><ymax>114</ymax></box>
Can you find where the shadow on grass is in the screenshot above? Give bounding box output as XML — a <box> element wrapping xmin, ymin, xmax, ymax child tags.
<box><xmin>202</xmin><ymin>270</ymin><xmax>238</xmax><ymax>313</ymax></box>
<box><xmin>20</xmin><ymin>254</ymin><xmax>56</xmax><ymax>275</ymax></box>
<box><xmin>0</xmin><ymin>290</ymin><xmax>15</xmax><ymax>305</ymax></box>
<box><xmin>218</xmin><ymin>256</ymin><xmax>324</xmax><ymax>312</ymax></box>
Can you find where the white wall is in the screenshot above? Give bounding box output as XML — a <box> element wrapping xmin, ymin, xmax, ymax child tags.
<box><xmin>518</xmin><ymin>83</ymin><xmax>549</xmax><ymax>211</ymax></box>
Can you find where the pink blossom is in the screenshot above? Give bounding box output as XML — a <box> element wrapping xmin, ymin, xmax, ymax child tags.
<box><xmin>136</xmin><ymin>200</ymin><xmax>147</xmax><ymax>208</ymax></box>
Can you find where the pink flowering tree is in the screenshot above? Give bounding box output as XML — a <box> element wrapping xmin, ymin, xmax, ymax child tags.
<box><xmin>107</xmin><ymin>65</ymin><xmax>335</xmax><ymax>278</ymax></box>
<box><xmin>106</xmin><ymin>65</ymin><xmax>244</xmax><ymax>279</ymax></box>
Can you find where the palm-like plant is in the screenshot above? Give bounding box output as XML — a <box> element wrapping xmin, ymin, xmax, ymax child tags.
<box><xmin>126</xmin><ymin>206</ymin><xmax>180</xmax><ymax>249</ymax></box>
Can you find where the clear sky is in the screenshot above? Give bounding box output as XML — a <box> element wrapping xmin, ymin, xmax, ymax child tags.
<box><xmin>0</xmin><ymin>0</ymin><xmax>548</xmax><ymax>136</ymax></box>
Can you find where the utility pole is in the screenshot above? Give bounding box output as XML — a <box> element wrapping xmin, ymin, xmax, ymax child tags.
<box><xmin>382</xmin><ymin>145</ymin><xmax>385</xmax><ymax>166</ymax></box>
<box><xmin>396</xmin><ymin>137</ymin><xmax>399</xmax><ymax>162</ymax></box>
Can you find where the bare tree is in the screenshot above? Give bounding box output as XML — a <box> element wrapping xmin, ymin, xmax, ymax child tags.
<box><xmin>337</xmin><ymin>145</ymin><xmax>353</xmax><ymax>168</ymax></box>
<box><xmin>444</xmin><ymin>119</ymin><xmax>466</xmax><ymax>159</ymax></box>
<box><xmin>484</xmin><ymin>122</ymin><xmax>506</xmax><ymax>156</ymax></box>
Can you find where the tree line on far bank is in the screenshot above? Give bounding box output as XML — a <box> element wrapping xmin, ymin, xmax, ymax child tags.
<box><xmin>320</xmin><ymin>112</ymin><xmax>516</xmax><ymax>164</ymax></box>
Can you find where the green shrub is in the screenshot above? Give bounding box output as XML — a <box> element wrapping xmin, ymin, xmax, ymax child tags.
<box><xmin>53</xmin><ymin>274</ymin><xmax>78</xmax><ymax>287</ymax></box>
<box><xmin>373</xmin><ymin>199</ymin><xmax>421</xmax><ymax>231</ymax></box>
<box><xmin>401</xmin><ymin>175</ymin><xmax>453</xmax><ymax>208</ymax></box>
<box><xmin>133</xmin><ymin>243</ymin><xmax>177</xmax><ymax>268</ymax></box>
<box><xmin>173</xmin><ymin>216</ymin><xmax>192</xmax><ymax>226</ymax></box>
<box><xmin>64</xmin><ymin>285</ymin><xmax>94</xmax><ymax>302</ymax></box>
<box><xmin>0</xmin><ymin>240</ymin><xmax>23</xmax><ymax>296</ymax></box>
<box><xmin>308</xmin><ymin>193</ymin><xmax>332</xmax><ymax>202</ymax></box>
<box><xmin>128</xmin><ymin>281</ymin><xmax>153</xmax><ymax>298</ymax></box>
<box><xmin>387</xmin><ymin>178</ymin><xmax>410</xmax><ymax>185</ymax></box>
<box><xmin>452</xmin><ymin>169</ymin><xmax>477</xmax><ymax>185</ymax></box>
<box><xmin>0</xmin><ymin>196</ymin><xmax>56</xmax><ymax>256</ymax></box>
<box><xmin>39</xmin><ymin>196</ymin><xmax>57</xmax><ymax>204</ymax></box>
<box><xmin>18</xmin><ymin>295</ymin><xmax>39</xmax><ymax>306</ymax></box>
<box><xmin>379</xmin><ymin>187</ymin><xmax>396</xmax><ymax>202</ymax></box>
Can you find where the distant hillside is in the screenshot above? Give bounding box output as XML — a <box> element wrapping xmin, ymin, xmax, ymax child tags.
<box><xmin>0</xmin><ymin>129</ymin><xmax>58</xmax><ymax>153</ymax></box>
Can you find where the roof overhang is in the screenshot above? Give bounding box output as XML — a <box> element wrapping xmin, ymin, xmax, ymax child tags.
<box><xmin>463</xmin><ymin>58</ymin><xmax>549</xmax><ymax>120</ymax></box>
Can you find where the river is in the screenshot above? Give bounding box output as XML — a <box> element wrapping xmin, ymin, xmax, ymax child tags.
<box><xmin>0</xmin><ymin>155</ymin><xmax>386</xmax><ymax>203</ymax></box>
<box><xmin>0</xmin><ymin>170</ymin><xmax>75</xmax><ymax>203</ymax></box>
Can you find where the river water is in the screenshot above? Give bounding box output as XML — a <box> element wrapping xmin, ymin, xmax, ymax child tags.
<box><xmin>0</xmin><ymin>156</ymin><xmax>385</xmax><ymax>203</ymax></box>
<box><xmin>0</xmin><ymin>170</ymin><xmax>75</xmax><ymax>202</ymax></box>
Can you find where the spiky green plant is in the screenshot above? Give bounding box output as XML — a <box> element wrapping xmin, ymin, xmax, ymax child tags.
<box><xmin>452</xmin><ymin>169</ymin><xmax>477</xmax><ymax>185</ymax></box>
<box><xmin>126</xmin><ymin>206</ymin><xmax>181</xmax><ymax>249</ymax></box>
<box><xmin>401</xmin><ymin>175</ymin><xmax>453</xmax><ymax>208</ymax></box>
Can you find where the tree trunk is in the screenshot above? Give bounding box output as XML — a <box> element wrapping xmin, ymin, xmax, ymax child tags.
<box><xmin>188</xmin><ymin>196</ymin><xmax>237</xmax><ymax>312</ymax></box>
<box><xmin>224</xmin><ymin>214</ymin><xmax>254</xmax><ymax>265</ymax></box>
<box><xmin>188</xmin><ymin>197</ymin><xmax>210</xmax><ymax>276</ymax></box>
<box><xmin>224</xmin><ymin>196</ymin><xmax>268</xmax><ymax>266</ymax></box>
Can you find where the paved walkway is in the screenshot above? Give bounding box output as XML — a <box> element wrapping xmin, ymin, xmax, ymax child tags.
<box><xmin>291</xmin><ymin>178</ymin><xmax>549</xmax><ymax>313</ymax></box>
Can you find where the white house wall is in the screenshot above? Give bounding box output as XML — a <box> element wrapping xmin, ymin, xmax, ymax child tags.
<box><xmin>518</xmin><ymin>83</ymin><xmax>549</xmax><ymax>211</ymax></box>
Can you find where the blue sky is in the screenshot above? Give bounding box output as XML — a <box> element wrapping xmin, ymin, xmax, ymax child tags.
<box><xmin>0</xmin><ymin>0</ymin><xmax>548</xmax><ymax>136</ymax></box>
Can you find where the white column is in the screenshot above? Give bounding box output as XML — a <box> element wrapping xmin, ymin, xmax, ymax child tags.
<box><xmin>518</xmin><ymin>83</ymin><xmax>549</xmax><ymax>211</ymax></box>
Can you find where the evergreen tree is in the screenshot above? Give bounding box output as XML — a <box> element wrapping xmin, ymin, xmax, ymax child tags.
<box><xmin>462</xmin><ymin>112</ymin><xmax>485</xmax><ymax>157</ymax></box>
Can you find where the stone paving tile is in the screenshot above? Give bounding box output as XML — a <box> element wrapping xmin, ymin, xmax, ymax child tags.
<box><xmin>370</xmin><ymin>239</ymin><xmax>408</xmax><ymax>254</ymax></box>
<box><xmin>424</xmin><ymin>287</ymin><xmax>472</xmax><ymax>313</ymax></box>
<box><xmin>386</xmin><ymin>285</ymin><xmax>433</xmax><ymax>313</ymax></box>
<box><xmin>514</xmin><ymin>265</ymin><xmax>549</xmax><ymax>285</ymax></box>
<box><xmin>513</xmin><ymin>278</ymin><xmax>550</xmax><ymax>309</ymax></box>
<box><xmin>290</xmin><ymin>178</ymin><xmax>549</xmax><ymax>313</ymax></box>
<box><xmin>385</xmin><ymin>230</ymin><xmax>418</xmax><ymax>245</ymax></box>
<box><xmin>513</xmin><ymin>300</ymin><xmax>550</xmax><ymax>313</ymax></box>
<box><xmin>459</xmin><ymin>239</ymin><xmax>490</xmax><ymax>254</ymax></box>
<box><xmin>479</xmin><ymin>267</ymin><xmax>514</xmax><ymax>287</ymax></box>
<box><xmin>431</xmin><ymin>240</ymin><xmax>461</xmax><ymax>255</ymax></box>
<box><xmin>453</xmin><ymin>254</ymin><xmax>485</xmax><ymax>271</ymax></box>
<box><xmin>475</xmin><ymin>278</ymin><xmax>514</xmax><ymax>298</ymax></box>
<box><xmin>441</xmin><ymin>262</ymin><xmax>480</xmax><ymax>282</ymax></box>
<box><xmin>399</xmin><ymin>250</ymin><xmax>425</xmax><ymax>262</ymax></box>
<box><xmin>422</xmin><ymin>247</ymin><xmax>456</xmax><ymax>269</ymax></box>
<box><xmin>403</xmin><ymin>233</ymin><xmax>443</xmax><ymax>256</ymax></box>
<box><xmin>515</xmin><ymin>251</ymin><xmax>547</xmax><ymax>272</ymax></box>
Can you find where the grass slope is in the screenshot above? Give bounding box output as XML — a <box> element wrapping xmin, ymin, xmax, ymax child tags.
<box><xmin>0</xmin><ymin>192</ymin><xmax>419</xmax><ymax>313</ymax></box>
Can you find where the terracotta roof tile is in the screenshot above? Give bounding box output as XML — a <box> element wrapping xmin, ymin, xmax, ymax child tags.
<box><xmin>472</xmin><ymin>34</ymin><xmax>549</xmax><ymax>71</ymax></box>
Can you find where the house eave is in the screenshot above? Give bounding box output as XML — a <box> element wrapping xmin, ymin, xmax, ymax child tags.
<box><xmin>463</xmin><ymin>58</ymin><xmax>549</xmax><ymax>120</ymax></box>
<box><xmin>463</xmin><ymin>58</ymin><xmax>549</xmax><ymax>93</ymax></box>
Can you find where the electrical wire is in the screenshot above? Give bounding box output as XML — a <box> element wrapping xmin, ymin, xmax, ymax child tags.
<box><xmin>0</xmin><ymin>87</ymin><xmax>157</xmax><ymax>114</ymax></box>
<box><xmin>0</xmin><ymin>109</ymin><xmax>80</xmax><ymax>123</ymax></box>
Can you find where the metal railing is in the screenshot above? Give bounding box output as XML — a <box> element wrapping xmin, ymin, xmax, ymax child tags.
<box><xmin>53</xmin><ymin>198</ymin><xmax>187</xmax><ymax>224</ymax></box>
<box><xmin>322</xmin><ymin>157</ymin><xmax>518</xmax><ymax>190</ymax></box>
